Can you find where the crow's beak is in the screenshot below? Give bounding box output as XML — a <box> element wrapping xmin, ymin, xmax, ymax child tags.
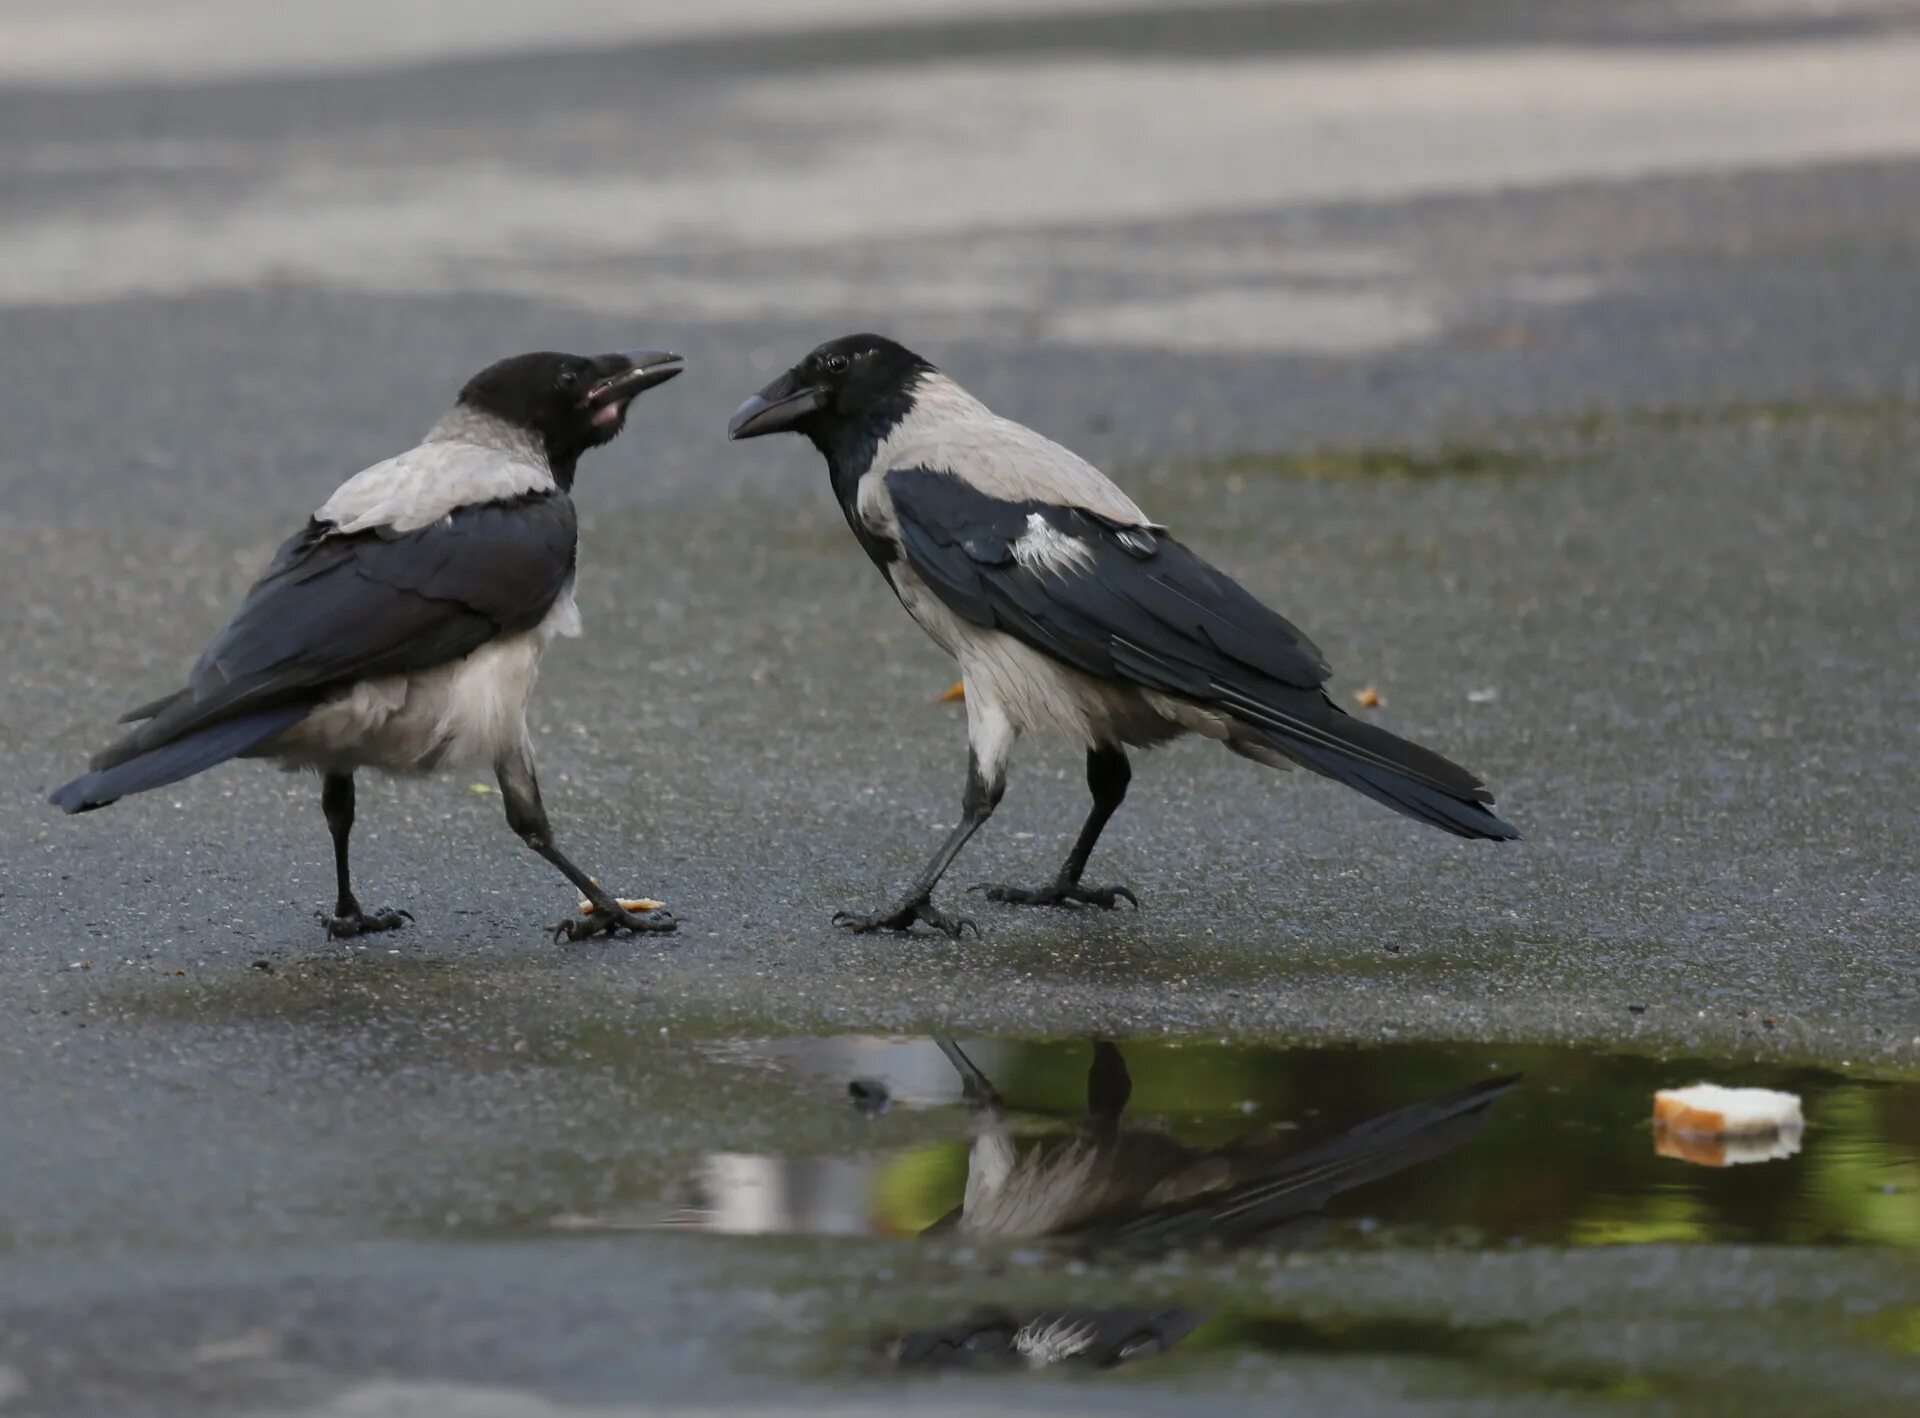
<box><xmin>585</xmin><ymin>350</ymin><xmax>685</xmax><ymax>411</ymax></box>
<box><xmin>728</xmin><ymin>370</ymin><xmax>828</xmax><ymax>440</ymax></box>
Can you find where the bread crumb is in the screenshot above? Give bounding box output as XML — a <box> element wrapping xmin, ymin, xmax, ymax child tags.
<box><xmin>1653</xmin><ymin>1083</ymin><xmax>1803</xmax><ymax>1137</ymax></box>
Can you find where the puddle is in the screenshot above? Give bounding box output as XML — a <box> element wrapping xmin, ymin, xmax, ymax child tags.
<box><xmin>639</xmin><ymin>1038</ymin><xmax>1918</xmax><ymax>1251</ymax></box>
<box><xmin>538</xmin><ymin>1036</ymin><xmax>1919</xmax><ymax>1384</ymax></box>
<box><xmin>6</xmin><ymin>1027</ymin><xmax>1917</xmax><ymax>1412</ymax></box>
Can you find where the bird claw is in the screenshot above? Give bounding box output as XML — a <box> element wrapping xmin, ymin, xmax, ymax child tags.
<box><xmin>318</xmin><ymin>906</ymin><xmax>413</xmax><ymax>940</ymax></box>
<box><xmin>553</xmin><ymin>901</ymin><xmax>677</xmax><ymax>942</ymax></box>
<box><xmin>970</xmin><ymin>880</ymin><xmax>1139</xmax><ymax>910</ymax></box>
<box><xmin>833</xmin><ymin>896</ymin><xmax>977</xmax><ymax>938</ymax></box>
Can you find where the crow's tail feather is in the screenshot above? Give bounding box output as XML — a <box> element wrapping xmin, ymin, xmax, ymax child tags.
<box><xmin>1222</xmin><ymin>687</ymin><xmax>1519</xmax><ymax>841</ymax></box>
<box><xmin>49</xmin><ymin>703</ymin><xmax>309</xmax><ymax>813</ymax></box>
<box><xmin>1098</xmin><ymin>1074</ymin><xmax>1520</xmax><ymax>1253</ymax></box>
<box><xmin>1279</xmin><ymin>736</ymin><xmax>1519</xmax><ymax>839</ymax></box>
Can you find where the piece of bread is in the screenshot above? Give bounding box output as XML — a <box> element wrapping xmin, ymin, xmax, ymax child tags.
<box><xmin>1653</xmin><ymin>1083</ymin><xmax>1803</xmax><ymax>1137</ymax></box>
<box><xmin>577</xmin><ymin>897</ymin><xmax>665</xmax><ymax>914</ymax></box>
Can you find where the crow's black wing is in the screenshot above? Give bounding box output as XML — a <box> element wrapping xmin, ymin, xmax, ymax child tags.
<box><xmin>99</xmin><ymin>491</ymin><xmax>576</xmax><ymax>767</ymax></box>
<box><xmin>886</xmin><ymin>467</ymin><xmax>1516</xmax><ymax>839</ymax></box>
<box><xmin>885</xmin><ymin>467</ymin><xmax>1332</xmax><ymax>695</ymax></box>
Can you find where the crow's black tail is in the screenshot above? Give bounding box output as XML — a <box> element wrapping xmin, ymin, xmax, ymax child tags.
<box><xmin>1096</xmin><ymin>1074</ymin><xmax>1520</xmax><ymax>1253</ymax></box>
<box><xmin>49</xmin><ymin>703</ymin><xmax>309</xmax><ymax>813</ymax></box>
<box><xmin>1221</xmin><ymin>687</ymin><xmax>1519</xmax><ymax>840</ymax></box>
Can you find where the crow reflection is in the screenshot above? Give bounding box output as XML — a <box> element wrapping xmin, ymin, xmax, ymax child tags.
<box><xmin>891</xmin><ymin>1304</ymin><xmax>1204</xmax><ymax>1372</ymax></box>
<box><xmin>891</xmin><ymin>1041</ymin><xmax>1516</xmax><ymax>1371</ymax></box>
<box><xmin>925</xmin><ymin>1038</ymin><xmax>1518</xmax><ymax>1253</ymax></box>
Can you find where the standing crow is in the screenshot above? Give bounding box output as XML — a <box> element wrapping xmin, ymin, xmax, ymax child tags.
<box><xmin>52</xmin><ymin>349</ymin><xmax>684</xmax><ymax>941</ymax></box>
<box><xmin>729</xmin><ymin>335</ymin><xmax>1517</xmax><ymax>936</ymax></box>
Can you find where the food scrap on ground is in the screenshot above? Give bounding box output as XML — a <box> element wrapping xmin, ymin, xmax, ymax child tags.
<box><xmin>1353</xmin><ymin>686</ymin><xmax>1384</xmax><ymax>709</ymax></box>
<box><xmin>578</xmin><ymin>897</ymin><xmax>666</xmax><ymax>914</ymax></box>
<box><xmin>1654</xmin><ymin>1083</ymin><xmax>1804</xmax><ymax>1135</ymax></box>
<box><xmin>1652</xmin><ymin>1083</ymin><xmax>1804</xmax><ymax>1166</ymax></box>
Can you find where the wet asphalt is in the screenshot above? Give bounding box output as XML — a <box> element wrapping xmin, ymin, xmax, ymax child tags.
<box><xmin>1</xmin><ymin>2</ymin><xmax>1917</xmax><ymax>1414</ymax></box>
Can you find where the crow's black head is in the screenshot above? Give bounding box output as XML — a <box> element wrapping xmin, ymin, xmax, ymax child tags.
<box><xmin>459</xmin><ymin>349</ymin><xmax>683</xmax><ymax>482</ymax></box>
<box><xmin>726</xmin><ymin>333</ymin><xmax>935</xmax><ymax>448</ymax></box>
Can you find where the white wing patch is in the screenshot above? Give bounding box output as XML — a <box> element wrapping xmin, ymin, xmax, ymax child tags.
<box><xmin>1015</xmin><ymin>1315</ymin><xmax>1099</xmax><ymax>1368</ymax></box>
<box><xmin>1010</xmin><ymin>512</ymin><xmax>1095</xmax><ymax>575</ymax></box>
<box><xmin>854</xmin><ymin>467</ymin><xmax>899</xmax><ymax>541</ymax></box>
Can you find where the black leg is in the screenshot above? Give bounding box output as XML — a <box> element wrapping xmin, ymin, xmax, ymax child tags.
<box><xmin>935</xmin><ymin>1036</ymin><xmax>1004</xmax><ymax>1111</ymax></box>
<box><xmin>833</xmin><ymin>750</ymin><xmax>1002</xmax><ymax>937</ymax></box>
<box><xmin>496</xmin><ymin>744</ymin><xmax>676</xmax><ymax>941</ymax></box>
<box><xmin>974</xmin><ymin>746</ymin><xmax>1139</xmax><ymax>910</ymax></box>
<box><xmin>316</xmin><ymin>772</ymin><xmax>411</xmax><ymax>939</ymax></box>
<box><xmin>324</xmin><ymin>772</ymin><xmax>357</xmax><ymax>918</ymax></box>
<box><xmin>1085</xmin><ymin>1040</ymin><xmax>1132</xmax><ymax>1145</ymax></box>
<box><xmin>1086</xmin><ymin>1040</ymin><xmax>1131</xmax><ymax>1120</ymax></box>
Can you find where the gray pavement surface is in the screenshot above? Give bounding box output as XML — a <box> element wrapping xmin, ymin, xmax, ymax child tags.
<box><xmin>1</xmin><ymin>2</ymin><xmax>1917</xmax><ymax>1415</ymax></box>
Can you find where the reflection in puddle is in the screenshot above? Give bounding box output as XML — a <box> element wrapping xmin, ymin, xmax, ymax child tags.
<box><xmin>1655</xmin><ymin>1127</ymin><xmax>1802</xmax><ymax>1168</ymax></box>
<box><xmin>889</xmin><ymin>1308</ymin><xmax>1562</xmax><ymax>1377</ymax></box>
<box><xmin>929</xmin><ymin>1039</ymin><xmax>1513</xmax><ymax>1254</ymax></box>
<box><xmin>673</xmin><ymin>1039</ymin><xmax>1519</xmax><ymax>1376</ymax></box>
<box><xmin>655</xmin><ymin>1037</ymin><xmax>1920</xmax><ymax>1252</ymax></box>
<box><xmin>563</xmin><ymin>1036</ymin><xmax>1920</xmax><ymax>1386</ymax></box>
<box><xmin>667</xmin><ymin>1154</ymin><xmax>879</xmax><ymax>1237</ymax></box>
<box><xmin>666</xmin><ymin>1040</ymin><xmax>1514</xmax><ymax>1247</ymax></box>
<box><xmin>892</xmin><ymin>1305</ymin><xmax>1205</xmax><ymax>1371</ymax></box>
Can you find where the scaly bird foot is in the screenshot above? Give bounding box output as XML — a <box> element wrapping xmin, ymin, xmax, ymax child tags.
<box><xmin>833</xmin><ymin>894</ymin><xmax>976</xmax><ymax>938</ymax></box>
<box><xmin>971</xmin><ymin>880</ymin><xmax>1139</xmax><ymax>910</ymax></box>
<box><xmin>554</xmin><ymin>897</ymin><xmax>677</xmax><ymax>942</ymax></box>
<box><xmin>319</xmin><ymin>907</ymin><xmax>413</xmax><ymax>940</ymax></box>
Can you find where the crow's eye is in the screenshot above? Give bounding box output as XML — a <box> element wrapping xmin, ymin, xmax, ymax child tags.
<box><xmin>555</xmin><ymin>368</ymin><xmax>580</xmax><ymax>392</ymax></box>
<box><xmin>823</xmin><ymin>353</ymin><xmax>850</xmax><ymax>375</ymax></box>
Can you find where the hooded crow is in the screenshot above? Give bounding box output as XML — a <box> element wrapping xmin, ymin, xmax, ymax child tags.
<box><xmin>729</xmin><ymin>335</ymin><xmax>1518</xmax><ymax>935</ymax></box>
<box><xmin>51</xmin><ymin>349</ymin><xmax>685</xmax><ymax>942</ymax></box>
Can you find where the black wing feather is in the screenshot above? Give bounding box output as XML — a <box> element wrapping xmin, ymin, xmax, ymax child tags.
<box><xmin>92</xmin><ymin>492</ymin><xmax>576</xmax><ymax>772</ymax></box>
<box><xmin>885</xmin><ymin>468</ymin><xmax>1517</xmax><ymax>839</ymax></box>
<box><xmin>888</xmin><ymin>468</ymin><xmax>1332</xmax><ymax>692</ymax></box>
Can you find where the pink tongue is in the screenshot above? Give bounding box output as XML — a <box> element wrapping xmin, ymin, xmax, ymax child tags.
<box><xmin>591</xmin><ymin>398</ymin><xmax>629</xmax><ymax>428</ymax></box>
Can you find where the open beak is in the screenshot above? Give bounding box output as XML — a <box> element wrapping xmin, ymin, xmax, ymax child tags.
<box><xmin>585</xmin><ymin>349</ymin><xmax>684</xmax><ymax>416</ymax></box>
<box><xmin>727</xmin><ymin>369</ymin><xmax>829</xmax><ymax>440</ymax></box>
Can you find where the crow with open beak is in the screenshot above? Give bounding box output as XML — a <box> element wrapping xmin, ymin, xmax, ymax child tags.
<box><xmin>729</xmin><ymin>334</ymin><xmax>1518</xmax><ymax>936</ymax></box>
<box><xmin>51</xmin><ymin>348</ymin><xmax>685</xmax><ymax>941</ymax></box>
